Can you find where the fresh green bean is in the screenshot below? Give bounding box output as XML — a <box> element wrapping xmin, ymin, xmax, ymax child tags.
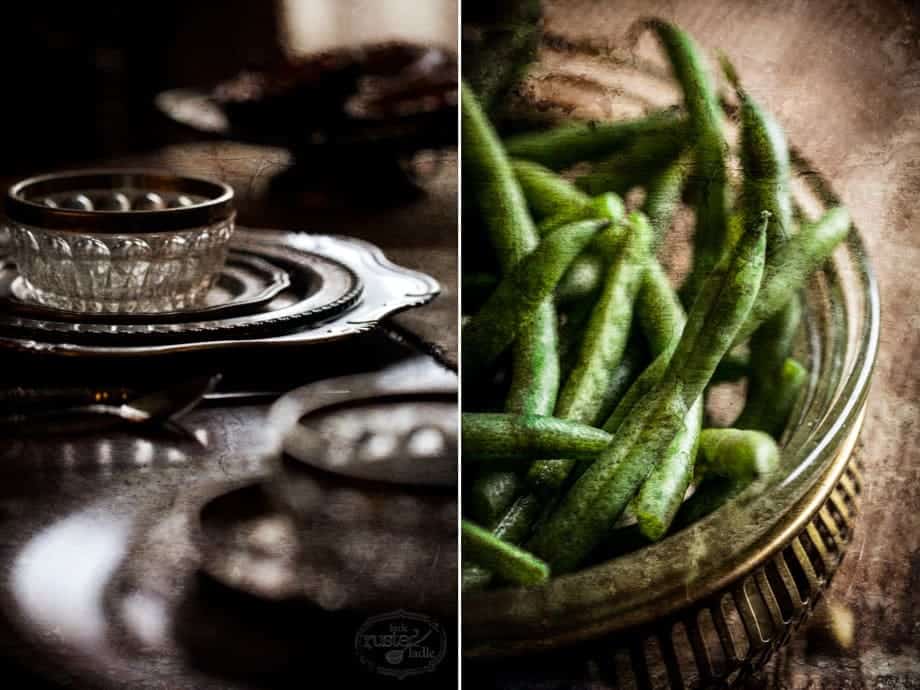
<box><xmin>513</xmin><ymin>159</ymin><xmax>593</xmax><ymax>219</ymax></box>
<box><xmin>463</xmin><ymin>0</ymin><xmax>542</xmax><ymax>116</ymax></box>
<box><xmin>463</xmin><ymin>218</ymin><xmax>611</xmax><ymax>376</ymax></box>
<box><xmin>643</xmin><ymin>19</ymin><xmax>729</xmax><ymax>304</ymax></box>
<box><xmin>733</xmin><ymin>206</ymin><xmax>850</xmax><ymax>344</ymax></box>
<box><xmin>468</xmin><ymin>472</ymin><xmax>521</xmax><ymax>527</ymax></box>
<box><xmin>643</xmin><ymin>149</ymin><xmax>695</xmax><ymax>247</ymax></box>
<box><xmin>462</xmin><ymin>413</ymin><xmax>613</xmax><ymax>462</ymax></box>
<box><xmin>723</xmin><ymin>53</ymin><xmax>804</xmax><ymax>440</ymax></box>
<box><xmin>636</xmin><ymin>262</ymin><xmax>685</xmax><ymax>355</ymax></box>
<box><xmin>462</xmin><ymin>81</ymin><xmax>560</xmax><ymax>523</ymax></box>
<box><xmin>527</xmin><ymin>213</ymin><xmax>652</xmax><ymax>494</ymax></box>
<box><xmin>530</xmin><ymin>213</ymin><xmax>766</xmax><ymax>572</ymax></box>
<box><xmin>506</xmin><ymin>307</ymin><xmax>562</xmax><ymax>416</ymax></box>
<box><xmin>538</xmin><ymin>193</ymin><xmax>625</xmax><ymax>237</ymax></box>
<box><xmin>462</xmin><ymin>493</ymin><xmax>544</xmax><ymax>591</ymax></box>
<box><xmin>555</xmin><ymin>254</ymin><xmax>605</xmax><ymax>305</ymax></box>
<box><xmin>696</xmin><ymin>428</ymin><xmax>780</xmax><ymax>480</ymax></box>
<box><xmin>721</xmin><ymin>53</ymin><xmax>792</xmax><ymax>253</ymax></box>
<box><xmin>735</xmin><ymin>357</ymin><xmax>808</xmax><ymax>437</ymax></box>
<box><xmin>556</xmin><ymin>212</ymin><xmax>653</xmax><ymax>423</ymax></box>
<box><xmin>504</xmin><ymin>109</ymin><xmax>685</xmax><ymax>169</ymax></box>
<box><xmin>463</xmin><ymin>520</ymin><xmax>550</xmax><ymax>586</ymax></box>
<box><xmin>631</xmin><ymin>238</ymin><xmax>703</xmax><ymax>541</ymax></box>
<box><xmin>461</xmin><ymin>81</ymin><xmax>539</xmax><ymax>272</ymax></box>
<box><xmin>575</xmin><ymin>123</ymin><xmax>691</xmax><ymax>196</ymax></box>
<box><xmin>633</xmin><ymin>396</ymin><xmax>702</xmax><ymax>541</ymax></box>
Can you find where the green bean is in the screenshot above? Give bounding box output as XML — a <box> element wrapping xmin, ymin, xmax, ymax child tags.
<box><xmin>463</xmin><ymin>218</ymin><xmax>611</xmax><ymax>376</ymax></box>
<box><xmin>463</xmin><ymin>0</ymin><xmax>542</xmax><ymax>116</ymax></box>
<box><xmin>504</xmin><ymin>108</ymin><xmax>685</xmax><ymax>169</ymax></box>
<box><xmin>696</xmin><ymin>428</ymin><xmax>780</xmax><ymax>480</ymax></box>
<box><xmin>462</xmin><ymin>81</ymin><xmax>559</xmax><ymax>522</ymax></box>
<box><xmin>575</xmin><ymin>123</ymin><xmax>691</xmax><ymax>196</ymax></box>
<box><xmin>462</xmin><ymin>520</ymin><xmax>550</xmax><ymax>586</ymax></box>
<box><xmin>556</xmin><ymin>213</ymin><xmax>653</xmax><ymax>423</ymax></box>
<box><xmin>643</xmin><ymin>149</ymin><xmax>695</xmax><ymax>247</ymax></box>
<box><xmin>538</xmin><ymin>192</ymin><xmax>625</xmax><ymax>237</ymax></box>
<box><xmin>462</xmin><ymin>413</ymin><xmax>613</xmax><ymax>462</ymax></box>
<box><xmin>468</xmin><ymin>472</ymin><xmax>521</xmax><ymax>527</ymax></box>
<box><xmin>722</xmin><ymin>53</ymin><xmax>805</xmax><ymax>439</ymax></box>
<box><xmin>461</xmin><ymin>81</ymin><xmax>539</xmax><ymax>273</ymax></box>
<box><xmin>601</xmin><ymin>349</ymin><xmax>671</xmax><ymax>433</ymax></box>
<box><xmin>733</xmin><ymin>206</ymin><xmax>850</xmax><ymax>345</ymax></box>
<box><xmin>634</xmin><ymin>396</ymin><xmax>702</xmax><ymax>541</ymax></box>
<box><xmin>735</xmin><ymin>357</ymin><xmax>808</xmax><ymax>437</ymax></box>
<box><xmin>556</xmin><ymin>254</ymin><xmax>605</xmax><ymax>305</ymax></box>
<box><xmin>631</xmin><ymin>239</ymin><xmax>703</xmax><ymax>540</ymax></box>
<box><xmin>462</xmin><ymin>494</ymin><xmax>544</xmax><ymax>591</ymax></box>
<box><xmin>530</xmin><ymin>213</ymin><xmax>766</xmax><ymax>572</ymax></box>
<box><xmin>513</xmin><ymin>159</ymin><xmax>592</xmax><ymax>219</ymax></box>
<box><xmin>721</xmin><ymin>53</ymin><xmax>792</xmax><ymax>253</ymax></box>
<box><xmin>636</xmin><ymin>262</ymin><xmax>685</xmax><ymax>355</ymax></box>
<box><xmin>527</xmin><ymin>213</ymin><xmax>652</xmax><ymax>494</ymax></box>
<box><xmin>506</xmin><ymin>306</ymin><xmax>561</xmax><ymax>416</ymax></box>
<box><xmin>642</xmin><ymin>19</ymin><xmax>729</xmax><ymax>304</ymax></box>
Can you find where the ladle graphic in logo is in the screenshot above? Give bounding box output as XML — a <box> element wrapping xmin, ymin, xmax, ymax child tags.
<box><xmin>355</xmin><ymin>610</ymin><xmax>446</xmax><ymax>679</ymax></box>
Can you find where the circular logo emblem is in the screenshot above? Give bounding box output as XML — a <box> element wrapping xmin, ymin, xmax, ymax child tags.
<box><xmin>354</xmin><ymin>609</ymin><xmax>447</xmax><ymax>679</ymax></box>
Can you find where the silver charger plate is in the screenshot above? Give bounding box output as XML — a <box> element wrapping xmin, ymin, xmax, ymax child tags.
<box><xmin>0</xmin><ymin>229</ymin><xmax>439</xmax><ymax>356</ymax></box>
<box><xmin>5</xmin><ymin>251</ymin><xmax>291</xmax><ymax>323</ymax></box>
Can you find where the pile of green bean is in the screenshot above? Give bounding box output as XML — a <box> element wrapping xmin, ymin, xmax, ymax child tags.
<box><xmin>461</xmin><ymin>19</ymin><xmax>851</xmax><ymax>588</ymax></box>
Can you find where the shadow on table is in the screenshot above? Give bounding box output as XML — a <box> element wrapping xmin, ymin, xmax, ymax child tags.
<box><xmin>172</xmin><ymin>572</ymin><xmax>457</xmax><ymax>688</ymax></box>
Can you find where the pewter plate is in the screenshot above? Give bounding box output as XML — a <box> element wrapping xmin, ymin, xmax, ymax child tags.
<box><xmin>5</xmin><ymin>251</ymin><xmax>291</xmax><ymax>323</ymax></box>
<box><xmin>0</xmin><ymin>229</ymin><xmax>439</xmax><ymax>356</ymax></box>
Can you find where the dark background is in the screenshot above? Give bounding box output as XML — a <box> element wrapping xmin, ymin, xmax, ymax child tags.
<box><xmin>0</xmin><ymin>1</ymin><xmax>282</xmax><ymax>173</ymax></box>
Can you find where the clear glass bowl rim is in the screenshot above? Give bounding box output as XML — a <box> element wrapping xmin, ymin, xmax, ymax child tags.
<box><xmin>5</xmin><ymin>169</ymin><xmax>234</xmax><ymax>234</ymax></box>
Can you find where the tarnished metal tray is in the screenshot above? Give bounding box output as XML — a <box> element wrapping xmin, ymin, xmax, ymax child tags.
<box><xmin>0</xmin><ymin>229</ymin><xmax>439</xmax><ymax>356</ymax></box>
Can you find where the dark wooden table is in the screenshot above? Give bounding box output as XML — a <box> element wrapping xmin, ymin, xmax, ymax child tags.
<box><xmin>470</xmin><ymin>1</ymin><xmax>918</xmax><ymax>688</ymax></box>
<box><xmin>0</xmin><ymin>144</ymin><xmax>458</xmax><ymax>688</ymax></box>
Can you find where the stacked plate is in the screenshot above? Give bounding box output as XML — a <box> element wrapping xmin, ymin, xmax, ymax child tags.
<box><xmin>0</xmin><ymin>228</ymin><xmax>439</xmax><ymax>357</ymax></box>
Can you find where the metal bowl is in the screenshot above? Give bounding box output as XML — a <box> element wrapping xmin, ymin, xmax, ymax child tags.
<box><xmin>5</xmin><ymin>170</ymin><xmax>235</xmax><ymax>313</ymax></box>
<box><xmin>463</xmin><ymin>47</ymin><xmax>881</xmax><ymax>690</ymax></box>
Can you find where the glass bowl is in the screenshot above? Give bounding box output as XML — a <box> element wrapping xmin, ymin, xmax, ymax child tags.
<box><xmin>4</xmin><ymin>170</ymin><xmax>235</xmax><ymax>313</ymax></box>
<box><xmin>463</xmin><ymin>156</ymin><xmax>881</xmax><ymax>665</ymax></box>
